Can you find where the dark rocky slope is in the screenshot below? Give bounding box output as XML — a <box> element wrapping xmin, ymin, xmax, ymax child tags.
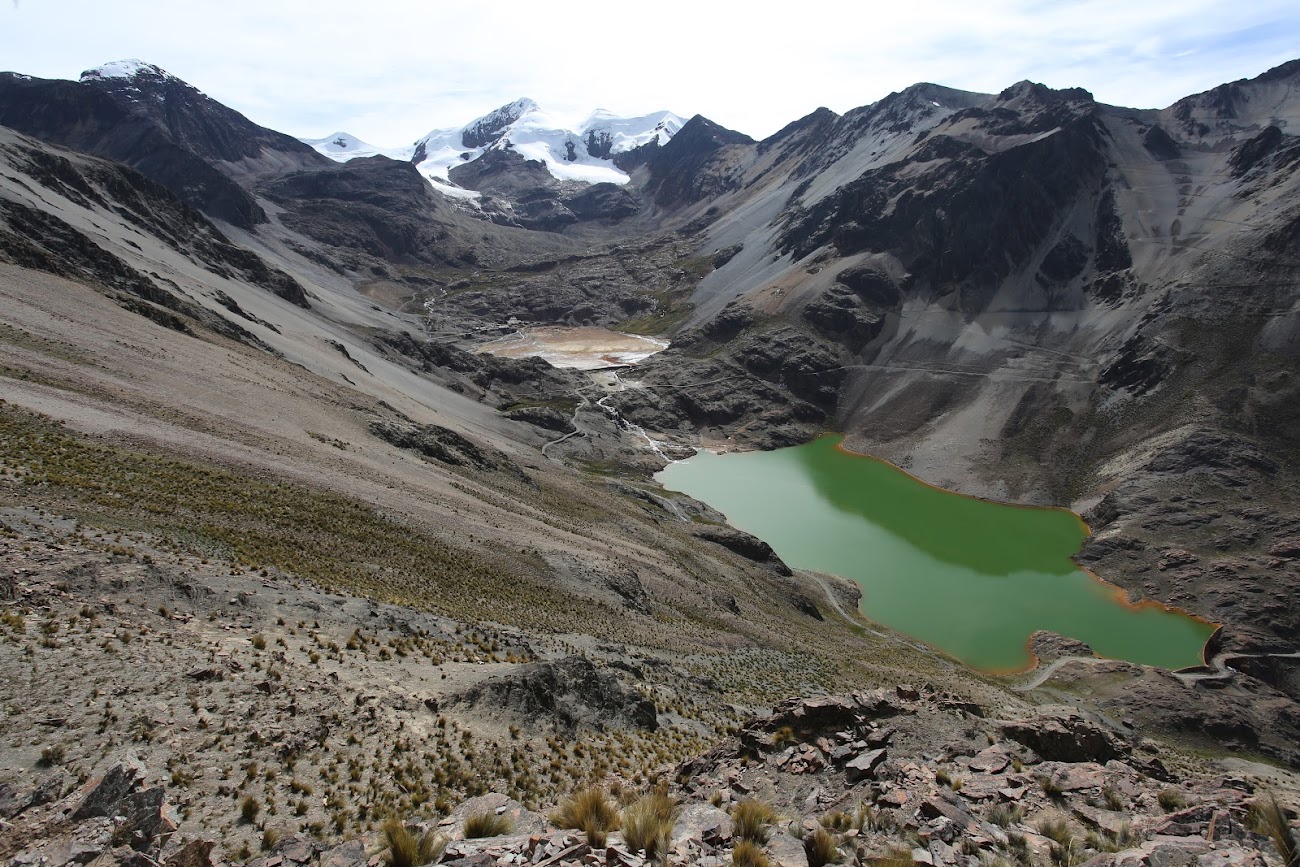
<box><xmin>0</xmin><ymin>64</ymin><xmax>329</xmax><ymax>228</ymax></box>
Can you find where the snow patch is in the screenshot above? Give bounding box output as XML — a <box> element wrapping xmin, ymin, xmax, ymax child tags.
<box><xmin>81</xmin><ymin>60</ymin><xmax>175</xmax><ymax>82</ymax></box>
<box><xmin>428</xmin><ymin>179</ymin><xmax>481</xmax><ymax>201</ymax></box>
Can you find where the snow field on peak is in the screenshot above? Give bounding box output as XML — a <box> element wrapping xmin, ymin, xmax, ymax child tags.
<box><xmin>81</xmin><ymin>60</ymin><xmax>172</xmax><ymax>81</ymax></box>
<box><xmin>582</xmin><ymin>109</ymin><xmax>685</xmax><ymax>154</ymax></box>
<box><xmin>413</xmin><ymin>100</ymin><xmax>640</xmax><ymax>186</ymax></box>
<box><xmin>302</xmin><ymin>99</ymin><xmax>683</xmax><ymax>199</ymax></box>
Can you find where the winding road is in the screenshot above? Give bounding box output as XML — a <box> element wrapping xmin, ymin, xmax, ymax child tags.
<box><xmin>1013</xmin><ymin>650</ymin><xmax>1300</xmax><ymax>692</ymax></box>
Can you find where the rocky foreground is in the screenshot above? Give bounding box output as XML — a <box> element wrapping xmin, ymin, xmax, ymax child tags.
<box><xmin>4</xmin><ymin>689</ymin><xmax>1297</xmax><ymax>867</ymax></box>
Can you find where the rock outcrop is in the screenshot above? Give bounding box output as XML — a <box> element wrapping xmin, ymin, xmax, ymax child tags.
<box><xmin>446</xmin><ymin>656</ymin><xmax>658</xmax><ymax>733</ymax></box>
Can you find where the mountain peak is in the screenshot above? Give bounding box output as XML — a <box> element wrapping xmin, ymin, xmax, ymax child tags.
<box><xmin>462</xmin><ymin>97</ymin><xmax>540</xmax><ymax>149</ymax></box>
<box><xmin>80</xmin><ymin>59</ymin><xmax>178</xmax><ymax>84</ymax></box>
<box><xmin>996</xmin><ymin>80</ymin><xmax>1094</xmax><ymax>105</ymax></box>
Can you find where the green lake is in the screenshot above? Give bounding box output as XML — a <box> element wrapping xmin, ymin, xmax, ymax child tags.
<box><xmin>655</xmin><ymin>435</ymin><xmax>1216</xmax><ymax>673</ymax></box>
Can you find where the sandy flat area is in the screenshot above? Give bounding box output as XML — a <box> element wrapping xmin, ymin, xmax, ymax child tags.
<box><xmin>477</xmin><ymin>326</ymin><xmax>668</xmax><ymax>370</ymax></box>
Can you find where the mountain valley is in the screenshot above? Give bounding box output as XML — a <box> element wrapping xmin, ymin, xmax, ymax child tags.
<box><xmin>1</xmin><ymin>56</ymin><xmax>1300</xmax><ymax>867</ymax></box>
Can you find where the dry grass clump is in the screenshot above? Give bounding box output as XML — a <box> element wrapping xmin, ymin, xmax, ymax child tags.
<box><xmin>553</xmin><ymin>787</ymin><xmax>620</xmax><ymax>847</ymax></box>
<box><xmin>873</xmin><ymin>846</ymin><xmax>916</xmax><ymax>867</ymax></box>
<box><xmin>1036</xmin><ymin>815</ymin><xmax>1080</xmax><ymax>867</ymax></box>
<box><xmin>731</xmin><ymin>799</ymin><xmax>777</xmax><ymax>844</ymax></box>
<box><xmin>733</xmin><ymin>839</ymin><xmax>772</xmax><ymax>867</ymax></box>
<box><xmin>1248</xmin><ymin>795</ymin><xmax>1299</xmax><ymax>867</ymax></box>
<box><xmin>622</xmin><ymin>789</ymin><xmax>679</xmax><ymax>858</ymax></box>
<box><xmin>382</xmin><ymin>817</ymin><xmax>446</xmax><ymax>867</ymax></box>
<box><xmin>1157</xmin><ymin>789</ymin><xmax>1188</xmax><ymax>813</ymax></box>
<box><xmin>463</xmin><ymin>810</ymin><xmax>513</xmax><ymax>839</ymax></box>
<box><xmin>985</xmin><ymin>803</ymin><xmax>1023</xmax><ymax>828</ymax></box>
<box><xmin>804</xmin><ymin>827</ymin><xmax>841</xmax><ymax>866</ymax></box>
<box><xmin>239</xmin><ymin>795</ymin><xmax>261</xmax><ymax>824</ymax></box>
<box><xmin>37</xmin><ymin>744</ymin><xmax>65</xmax><ymax>767</ymax></box>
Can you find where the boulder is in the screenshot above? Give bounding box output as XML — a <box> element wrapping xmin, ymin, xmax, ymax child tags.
<box><xmin>1267</xmin><ymin>538</ymin><xmax>1300</xmax><ymax>558</ymax></box>
<box><xmin>766</xmin><ymin>832</ymin><xmax>810</xmax><ymax>867</ymax></box>
<box><xmin>0</xmin><ymin>780</ymin><xmax>30</xmax><ymax>818</ymax></box>
<box><xmin>845</xmin><ymin>749</ymin><xmax>888</xmax><ymax>783</ymax></box>
<box><xmin>116</xmin><ymin>787</ymin><xmax>178</xmax><ymax>852</ymax></box>
<box><xmin>164</xmin><ymin>840</ymin><xmax>217</xmax><ymax>867</ymax></box>
<box><xmin>1000</xmin><ymin>712</ymin><xmax>1128</xmax><ymax>764</ymax></box>
<box><xmin>70</xmin><ymin>755</ymin><xmax>148</xmax><ymax>821</ymax></box>
<box><xmin>968</xmin><ymin>746</ymin><xmax>1011</xmax><ymax>774</ymax></box>
<box><xmin>672</xmin><ymin>803</ymin><xmax>733</xmax><ymax>847</ymax></box>
<box><xmin>1046</xmin><ymin>763</ymin><xmax>1108</xmax><ymax>791</ymax></box>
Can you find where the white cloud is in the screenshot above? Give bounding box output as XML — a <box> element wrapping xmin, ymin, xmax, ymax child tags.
<box><xmin>1</xmin><ymin>0</ymin><xmax>1297</xmax><ymax>144</ymax></box>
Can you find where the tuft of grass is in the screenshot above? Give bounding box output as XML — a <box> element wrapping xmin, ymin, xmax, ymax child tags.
<box><xmin>771</xmin><ymin>725</ymin><xmax>797</xmax><ymax>746</ymax></box>
<box><xmin>240</xmin><ymin>795</ymin><xmax>261</xmax><ymax>824</ymax></box>
<box><xmin>1036</xmin><ymin>816</ymin><xmax>1079</xmax><ymax>867</ymax></box>
<box><xmin>37</xmin><ymin>744</ymin><xmax>65</xmax><ymax>767</ymax></box>
<box><xmin>1101</xmin><ymin>786</ymin><xmax>1124</xmax><ymax>811</ymax></box>
<box><xmin>986</xmin><ymin>803</ymin><xmax>1023</xmax><ymax>828</ymax></box>
<box><xmin>622</xmin><ymin>790</ymin><xmax>679</xmax><ymax>858</ymax></box>
<box><xmin>1157</xmin><ymin>789</ymin><xmax>1188</xmax><ymax>813</ymax></box>
<box><xmin>731</xmin><ymin>799</ymin><xmax>777</xmax><ymax>844</ymax></box>
<box><xmin>1036</xmin><ymin>817</ymin><xmax>1073</xmax><ymax>848</ymax></box>
<box><xmin>1248</xmin><ymin>795</ymin><xmax>1299</xmax><ymax>867</ymax></box>
<box><xmin>463</xmin><ymin>810</ymin><xmax>513</xmax><ymax>839</ymax></box>
<box><xmin>1039</xmin><ymin>775</ymin><xmax>1065</xmax><ymax>800</ymax></box>
<box><xmin>1089</xmin><ymin>822</ymin><xmax>1140</xmax><ymax>853</ymax></box>
<box><xmin>854</xmin><ymin>802</ymin><xmax>894</xmax><ymax>833</ymax></box>
<box><xmin>874</xmin><ymin>845</ymin><xmax>916</xmax><ymax>867</ymax></box>
<box><xmin>732</xmin><ymin>839</ymin><xmax>772</xmax><ymax>867</ymax></box>
<box><xmin>382</xmin><ymin>817</ymin><xmax>446</xmax><ymax>867</ymax></box>
<box><xmin>261</xmin><ymin>828</ymin><xmax>282</xmax><ymax>851</ymax></box>
<box><xmin>804</xmin><ymin>827</ymin><xmax>841</xmax><ymax>867</ymax></box>
<box><xmin>553</xmin><ymin>788</ymin><xmax>620</xmax><ymax>848</ymax></box>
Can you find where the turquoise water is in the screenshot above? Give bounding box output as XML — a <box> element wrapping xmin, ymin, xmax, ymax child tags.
<box><xmin>656</xmin><ymin>435</ymin><xmax>1215</xmax><ymax>673</ymax></box>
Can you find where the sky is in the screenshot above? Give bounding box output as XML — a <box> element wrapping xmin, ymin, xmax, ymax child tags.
<box><xmin>3</xmin><ymin>0</ymin><xmax>1299</xmax><ymax>145</ymax></box>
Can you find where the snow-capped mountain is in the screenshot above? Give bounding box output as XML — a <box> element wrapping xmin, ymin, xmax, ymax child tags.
<box><xmin>460</xmin><ymin>97</ymin><xmax>539</xmax><ymax>148</ymax></box>
<box><xmin>80</xmin><ymin>59</ymin><xmax>176</xmax><ymax>83</ymax></box>
<box><xmin>411</xmin><ymin>99</ymin><xmax>685</xmax><ymax>189</ymax></box>
<box><xmin>580</xmin><ymin>109</ymin><xmax>682</xmax><ymax>159</ymax></box>
<box><xmin>301</xmin><ymin>99</ymin><xmax>684</xmax><ymax>196</ymax></box>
